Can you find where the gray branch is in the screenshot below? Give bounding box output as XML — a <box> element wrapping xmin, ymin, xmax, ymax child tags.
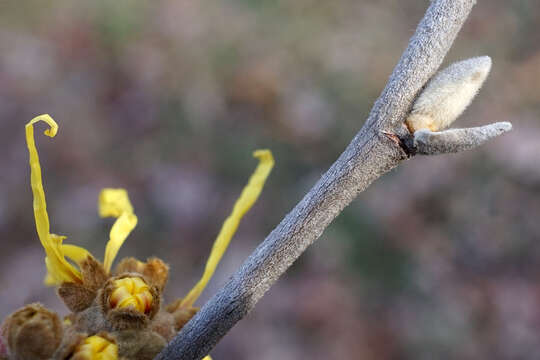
<box><xmin>156</xmin><ymin>1</ymin><xmax>486</xmax><ymax>359</ymax></box>
<box><xmin>414</xmin><ymin>122</ymin><xmax>513</xmax><ymax>155</ymax></box>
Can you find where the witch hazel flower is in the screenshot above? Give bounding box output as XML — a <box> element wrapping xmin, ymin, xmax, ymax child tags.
<box><xmin>1</xmin><ymin>114</ymin><xmax>274</xmax><ymax>360</ymax></box>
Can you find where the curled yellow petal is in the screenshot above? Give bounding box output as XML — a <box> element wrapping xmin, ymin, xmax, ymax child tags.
<box><xmin>43</xmin><ymin>244</ymin><xmax>91</xmax><ymax>285</ymax></box>
<box><xmin>109</xmin><ymin>277</ymin><xmax>153</xmax><ymax>313</ymax></box>
<box><xmin>74</xmin><ymin>335</ymin><xmax>118</xmax><ymax>360</ymax></box>
<box><xmin>26</xmin><ymin>115</ymin><xmax>82</xmax><ymax>285</ymax></box>
<box><xmin>99</xmin><ymin>188</ymin><xmax>134</xmax><ymax>217</ymax></box>
<box><xmin>99</xmin><ymin>188</ymin><xmax>138</xmax><ymax>273</ymax></box>
<box><xmin>44</xmin><ymin>272</ymin><xmax>56</xmax><ymax>286</ymax></box>
<box><xmin>62</xmin><ymin>244</ymin><xmax>92</xmax><ymax>264</ymax></box>
<box><xmin>181</xmin><ymin>149</ymin><xmax>274</xmax><ymax>308</ymax></box>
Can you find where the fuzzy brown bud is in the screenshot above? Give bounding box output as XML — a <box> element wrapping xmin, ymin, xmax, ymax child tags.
<box><xmin>3</xmin><ymin>303</ymin><xmax>63</xmax><ymax>360</ymax></box>
<box><xmin>99</xmin><ymin>274</ymin><xmax>160</xmax><ymax>330</ymax></box>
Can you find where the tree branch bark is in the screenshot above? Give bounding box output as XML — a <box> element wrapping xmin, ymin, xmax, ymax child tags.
<box><xmin>156</xmin><ymin>1</ymin><xmax>481</xmax><ymax>359</ymax></box>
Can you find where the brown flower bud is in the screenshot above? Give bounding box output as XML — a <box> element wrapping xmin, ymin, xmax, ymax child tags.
<box><xmin>99</xmin><ymin>274</ymin><xmax>160</xmax><ymax>330</ymax></box>
<box><xmin>3</xmin><ymin>303</ymin><xmax>63</xmax><ymax>360</ymax></box>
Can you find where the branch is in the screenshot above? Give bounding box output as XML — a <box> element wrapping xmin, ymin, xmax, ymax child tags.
<box><xmin>156</xmin><ymin>1</ymin><xmax>495</xmax><ymax>358</ymax></box>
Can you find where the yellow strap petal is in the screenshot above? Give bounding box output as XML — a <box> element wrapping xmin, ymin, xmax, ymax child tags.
<box><xmin>99</xmin><ymin>189</ymin><xmax>138</xmax><ymax>273</ymax></box>
<box><xmin>44</xmin><ymin>257</ymin><xmax>58</xmax><ymax>285</ymax></box>
<box><xmin>62</xmin><ymin>244</ymin><xmax>92</xmax><ymax>264</ymax></box>
<box><xmin>46</xmin><ymin>234</ymin><xmax>82</xmax><ymax>284</ymax></box>
<box><xmin>26</xmin><ymin>115</ymin><xmax>82</xmax><ymax>285</ymax></box>
<box><xmin>43</xmin><ymin>235</ymin><xmax>80</xmax><ymax>285</ymax></box>
<box><xmin>99</xmin><ymin>188</ymin><xmax>134</xmax><ymax>217</ymax></box>
<box><xmin>181</xmin><ymin>150</ymin><xmax>274</xmax><ymax>307</ymax></box>
<box><xmin>44</xmin><ymin>272</ymin><xmax>56</xmax><ymax>286</ymax></box>
<box><xmin>203</xmin><ymin>356</ymin><xmax>212</xmax><ymax>360</ymax></box>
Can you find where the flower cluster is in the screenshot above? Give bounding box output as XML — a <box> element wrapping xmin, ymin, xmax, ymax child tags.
<box><xmin>0</xmin><ymin>115</ymin><xmax>274</xmax><ymax>360</ymax></box>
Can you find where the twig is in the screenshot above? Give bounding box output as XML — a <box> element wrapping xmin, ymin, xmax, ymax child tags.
<box><xmin>155</xmin><ymin>1</ymin><xmax>501</xmax><ymax>359</ymax></box>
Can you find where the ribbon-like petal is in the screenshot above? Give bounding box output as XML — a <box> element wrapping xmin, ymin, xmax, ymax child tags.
<box><xmin>26</xmin><ymin>115</ymin><xmax>83</xmax><ymax>285</ymax></box>
<box><xmin>181</xmin><ymin>149</ymin><xmax>274</xmax><ymax>307</ymax></box>
<box><xmin>99</xmin><ymin>188</ymin><xmax>138</xmax><ymax>273</ymax></box>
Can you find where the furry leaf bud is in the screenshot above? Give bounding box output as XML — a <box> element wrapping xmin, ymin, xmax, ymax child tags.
<box><xmin>406</xmin><ymin>56</ymin><xmax>492</xmax><ymax>132</ymax></box>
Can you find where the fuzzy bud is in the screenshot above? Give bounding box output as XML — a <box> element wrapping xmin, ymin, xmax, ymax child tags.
<box><xmin>2</xmin><ymin>303</ymin><xmax>63</xmax><ymax>360</ymax></box>
<box><xmin>109</xmin><ymin>277</ymin><xmax>153</xmax><ymax>313</ymax></box>
<box><xmin>99</xmin><ymin>274</ymin><xmax>160</xmax><ymax>330</ymax></box>
<box><xmin>406</xmin><ymin>56</ymin><xmax>492</xmax><ymax>133</ymax></box>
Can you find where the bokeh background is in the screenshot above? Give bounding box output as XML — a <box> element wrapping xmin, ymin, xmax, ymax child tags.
<box><xmin>1</xmin><ymin>0</ymin><xmax>539</xmax><ymax>359</ymax></box>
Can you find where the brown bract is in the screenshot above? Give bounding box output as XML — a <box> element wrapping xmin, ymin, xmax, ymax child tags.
<box><xmin>114</xmin><ymin>257</ymin><xmax>169</xmax><ymax>291</ymax></box>
<box><xmin>58</xmin><ymin>256</ymin><xmax>109</xmax><ymax>313</ymax></box>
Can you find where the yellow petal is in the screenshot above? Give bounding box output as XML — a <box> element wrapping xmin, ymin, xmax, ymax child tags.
<box><xmin>75</xmin><ymin>335</ymin><xmax>118</xmax><ymax>360</ymax></box>
<box><xmin>44</xmin><ymin>271</ymin><xmax>56</xmax><ymax>286</ymax></box>
<box><xmin>99</xmin><ymin>189</ymin><xmax>138</xmax><ymax>273</ymax></box>
<box><xmin>203</xmin><ymin>356</ymin><xmax>212</xmax><ymax>360</ymax></box>
<box><xmin>62</xmin><ymin>244</ymin><xmax>92</xmax><ymax>264</ymax></box>
<box><xmin>110</xmin><ymin>277</ymin><xmax>153</xmax><ymax>313</ymax></box>
<box><xmin>99</xmin><ymin>188</ymin><xmax>134</xmax><ymax>217</ymax></box>
<box><xmin>181</xmin><ymin>149</ymin><xmax>274</xmax><ymax>307</ymax></box>
<box><xmin>26</xmin><ymin>115</ymin><xmax>82</xmax><ymax>285</ymax></box>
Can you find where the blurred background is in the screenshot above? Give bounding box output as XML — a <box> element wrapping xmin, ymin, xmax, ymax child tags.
<box><xmin>1</xmin><ymin>0</ymin><xmax>539</xmax><ymax>359</ymax></box>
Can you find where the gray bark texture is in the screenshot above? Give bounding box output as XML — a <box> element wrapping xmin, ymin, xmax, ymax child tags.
<box><xmin>156</xmin><ymin>1</ymin><xmax>484</xmax><ymax>359</ymax></box>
